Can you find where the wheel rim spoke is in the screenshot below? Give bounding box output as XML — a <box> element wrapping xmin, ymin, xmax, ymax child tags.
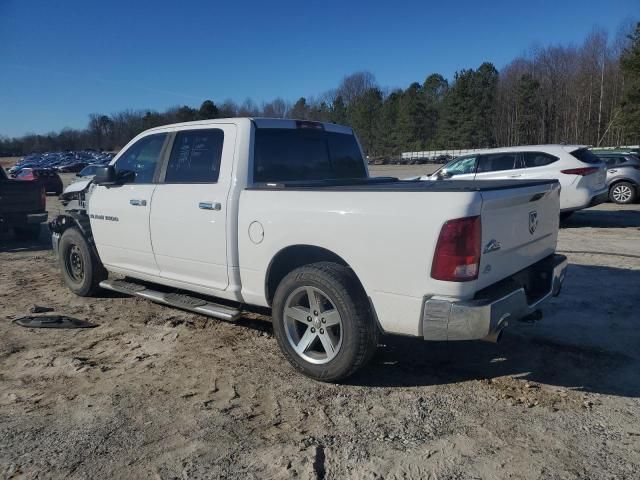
<box><xmin>295</xmin><ymin>327</ymin><xmax>316</xmax><ymax>354</ymax></box>
<box><xmin>286</xmin><ymin>306</ymin><xmax>311</xmax><ymax>324</ymax></box>
<box><xmin>318</xmin><ymin>332</ymin><xmax>336</xmax><ymax>356</ymax></box>
<box><xmin>322</xmin><ymin>309</ymin><xmax>340</xmax><ymax>327</ymax></box>
<box><xmin>306</xmin><ymin>287</ymin><xmax>320</xmax><ymax>313</ymax></box>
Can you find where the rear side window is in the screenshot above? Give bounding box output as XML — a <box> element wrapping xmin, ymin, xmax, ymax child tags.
<box><xmin>165</xmin><ymin>129</ymin><xmax>224</xmax><ymax>183</ymax></box>
<box><xmin>570</xmin><ymin>148</ymin><xmax>602</xmax><ymax>165</ymax></box>
<box><xmin>600</xmin><ymin>156</ymin><xmax>627</xmax><ymax>167</ymax></box>
<box><xmin>327</xmin><ymin>132</ymin><xmax>366</xmax><ymax>178</ymax></box>
<box><xmin>477</xmin><ymin>153</ymin><xmax>518</xmax><ymax>173</ymax></box>
<box><xmin>523</xmin><ymin>152</ymin><xmax>558</xmax><ymax>168</ymax></box>
<box><xmin>115</xmin><ymin>133</ymin><xmax>167</xmax><ymax>184</ymax></box>
<box><xmin>253</xmin><ymin>128</ymin><xmax>365</xmax><ymax>183</ymax></box>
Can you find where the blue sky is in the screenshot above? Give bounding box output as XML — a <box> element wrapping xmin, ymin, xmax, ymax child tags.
<box><xmin>0</xmin><ymin>0</ymin><xmax>637</xmax><ymax>137</ymax></box>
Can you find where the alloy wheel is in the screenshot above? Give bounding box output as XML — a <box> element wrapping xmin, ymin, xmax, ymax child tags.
<box><xmin>283</xmin><ymin>286</ymin><xmax>343</xmax><ymax>365</ymax></box>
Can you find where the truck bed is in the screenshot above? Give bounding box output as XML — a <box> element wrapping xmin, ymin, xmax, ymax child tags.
<box><xmin>248</xmin><ymin>177</ymin><xmax>559</xmax><ymax>192</ymax></box>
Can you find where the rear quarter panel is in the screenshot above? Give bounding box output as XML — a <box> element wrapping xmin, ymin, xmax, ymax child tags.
<box><xmin>238</xmin><ymin>189</ymin><xmax>481</xmax><ymax>336</ymax></box>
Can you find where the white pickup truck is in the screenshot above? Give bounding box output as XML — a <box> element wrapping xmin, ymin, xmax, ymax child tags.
<box><xmin>51</xmin><ymin>118</ymin><xmax>568</xmax><ymax>381</ymax></box>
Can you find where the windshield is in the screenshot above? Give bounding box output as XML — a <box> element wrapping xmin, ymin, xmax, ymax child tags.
<box><xmin>439</xmin><ymin>155</ymin><xmax>477</xmax><ymax>176</ymax></box>
<box><xmin>80</xmin><ymin>165</ymin><xmax>97</xmax><ymax>176</ymax></box>
<box><xmin>253</xmin><ymin>128</ymin><xmax>366</xmax><ymax>183</ymax></box>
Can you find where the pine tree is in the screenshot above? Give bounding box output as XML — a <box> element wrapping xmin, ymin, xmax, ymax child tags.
<box><xmin>619</xmin><ymin>23</ymin><xmax>640</xmax><ymax>143</ymax></box>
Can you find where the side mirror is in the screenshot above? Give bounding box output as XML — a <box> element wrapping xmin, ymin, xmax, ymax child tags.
<box><xmin>93</xmin><ymin>165</ymin><xmax>116</xmax><ymax>185</ymax></box>
<box><xmin>75</xmin><ymin>172</ymin><xmax>82</xmax><ymax>177</ymax></box>
<box><xmin>438</xmin><ymin>169</ymin><xmax>452</xmax><ymax>179</ymax></box>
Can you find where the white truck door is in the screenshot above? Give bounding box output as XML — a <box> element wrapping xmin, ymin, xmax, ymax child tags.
<box><xmin>149</xmin><ymin>125</ymin><xmax>236</xmax><ymax>291</ymax></box>
<box><xmin>473</xmin><ymin>152</ymin><xmax>521</xmax><ymax>180</ymax></box>
<box><xmin>89</xmin><ymin>132</ymin><xmax>168</xmax><ymax>276</ymax></box>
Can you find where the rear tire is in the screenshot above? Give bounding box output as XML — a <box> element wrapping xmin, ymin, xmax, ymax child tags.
<box><xmin>609</xmin><ymin>182</ymin><xmax>636</xmax><ymax>204</ymax></box>
<box><xmin>272</xmin><ymin>262</ymin><xmax>378</xmax><ymax>382</ymax></box>
<box><xmin>58</xmin><ymin>227</ymin><xmax>107</xmax><ymax>297</ymax></box>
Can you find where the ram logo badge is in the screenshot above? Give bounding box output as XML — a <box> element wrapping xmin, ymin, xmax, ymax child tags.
<box><xmin>529</xmin><ymin>210</ymin><xmax>538</xmax><ymax>234</ymax></box>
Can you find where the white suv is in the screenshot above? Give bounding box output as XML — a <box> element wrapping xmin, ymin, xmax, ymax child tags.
<box><xmin>426</xmin><ymin>145</ymin><xmax>608</xmax><ymax>218</ymax></box>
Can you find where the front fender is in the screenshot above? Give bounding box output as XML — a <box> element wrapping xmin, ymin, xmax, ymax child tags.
<box><xmin>49</xmin><ymin>212</ymin><xmax>97</xmax><ymax>258</ymax></box>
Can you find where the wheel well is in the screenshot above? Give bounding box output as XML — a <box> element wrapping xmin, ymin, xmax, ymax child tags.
<box><xmin>265</xmin><ymin>245</ymin><xmax>351</xmax><ymax>305</ymax></box>
<box><xmin>51</xmin><ymin>213</ymin><xmax>96</xmax><ymax>251</ymax></box>
<box><xmin>609</xmin><ymin>179</ymin><xmax>637</xmax><ymax>190</ymax></box>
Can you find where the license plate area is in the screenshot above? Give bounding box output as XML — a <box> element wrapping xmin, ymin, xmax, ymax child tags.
<box><xmin>474</xmin><ymin>255</ymin><xmax>554</xmax><ymax>305</ymax></box>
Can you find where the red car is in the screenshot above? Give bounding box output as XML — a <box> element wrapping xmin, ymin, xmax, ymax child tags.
<box><xmin>13</xmin><ymin>168</ymin><xmax>64</xmax><ymax>195</ymax></box>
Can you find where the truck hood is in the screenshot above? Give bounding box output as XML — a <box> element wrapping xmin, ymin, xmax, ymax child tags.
<box><xmin>63</xmin><ymin>178</ymin><xmax>92</xmax><ymax>195</ymax></box>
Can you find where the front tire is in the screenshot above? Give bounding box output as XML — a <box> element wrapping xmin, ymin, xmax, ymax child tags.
<box><xmin>272</xmin><ymin>262</ymin><xmax>378</xmax><ymax>382</ymax></box>
<box><xmin>609</xmin><ymin>182</ymin><xmax>636</xmax><ymax>204</ymax></box>
<box><xmin>58</xmin><ymin>227</ymin><xmax>107</xmax><ymax>296</ymax></box>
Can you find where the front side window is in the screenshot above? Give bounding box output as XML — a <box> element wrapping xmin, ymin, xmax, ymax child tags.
<box><xmin>442</xmin><ymin>155</ymin><xmax>477</xmax><ymax>176</ymax></box>
<box><xmin>253</xmin><ymin>128</ymin><xmax>366</xmax><ymax>183</ymax></box>
<box><xmin>114</xmin><ymin>133</ymin><xmax>167</xmax><ymax>184</ymax></box>
<box><xmin>522</xmin><ymin>152</ymin><xmax>558</xmax><ymax>168</ymax></box>
<box><xmin>165</xmin><ymin>129</ymin><xmax>224</xmax><ymax>183</ymax></box>
<box><xmin>477</xmin><ymin>153</ymin><xmax>518</xmax><ymax>173</ymax></box>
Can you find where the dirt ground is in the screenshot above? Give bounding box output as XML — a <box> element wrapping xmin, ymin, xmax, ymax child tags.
<box><xmin>1</xmin><ymin>166</ymin><xmax>640</xmax><ymax>479</ymax></box>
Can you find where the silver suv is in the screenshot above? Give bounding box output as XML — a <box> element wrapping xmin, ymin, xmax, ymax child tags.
<box><xmin>592</xmin><ymin>151</ymin><xmax>640</xmax><ymax>204</ymax></box>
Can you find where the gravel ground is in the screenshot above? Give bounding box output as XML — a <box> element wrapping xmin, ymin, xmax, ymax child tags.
<box><xmin>1</xmin><ymin>168</ymin><xmax>639</xmax><ymax>479</ymax></box>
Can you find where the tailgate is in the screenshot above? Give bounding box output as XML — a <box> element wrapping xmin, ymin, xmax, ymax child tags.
<box><xmin>477</xmin><ymin>180</ymin><xmax>560</xmax><ymax>290</ymax></box>
<box><xmin>0</xmin><ymin>181</ymin><xmax>43</xmax><ymax>214</ymax></box>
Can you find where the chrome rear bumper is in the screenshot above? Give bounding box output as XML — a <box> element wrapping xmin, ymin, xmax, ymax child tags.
<box><xmin>422</xmin><ymin>254</ymin><xmax>568</xmax><ymax>341</ymax></box>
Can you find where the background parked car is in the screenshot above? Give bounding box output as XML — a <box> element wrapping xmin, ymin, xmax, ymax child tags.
<box><xmin>424</xmin><ymin>145</ymin><xmax>608</xmax><ymax>218</ymax></box>
<box><xmin>9</xmin><ymin>151</ymin><xmax>115</xmax><ymax>175</ymax></box>
<box><xmin>591</xmin><ymin>150</ymin><xmax>640</xmax><ymax>204</ymax></box>
<box><xmin>12</xmin><ymin>168</ymin><xmax>63</xmax><ymax>195</ymax></box>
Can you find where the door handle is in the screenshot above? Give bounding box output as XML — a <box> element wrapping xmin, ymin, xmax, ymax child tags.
<box><xmin>199</xmin><ymin>201</ymin><xmax>221</xmax><ymax>211</ymax></box>
<box><xmin>609</xmin><ymin>169</ymin><xmax>617</xmax><ymax>173</ymax></box>
<box><xmin>509</xmin><ymin>174</ymin><xmax>522</xmax><ymax>178</ymax></box>
<box><xmin>129</xmin><ymin>199</ymin><xmax>147</xmax><ymax>206</ymax></box>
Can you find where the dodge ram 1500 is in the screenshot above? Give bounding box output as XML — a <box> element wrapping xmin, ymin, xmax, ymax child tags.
<box><xmin>51</xmin><ymin>118</ymin><xmax>567</xmax><ymax>381</ymax></box>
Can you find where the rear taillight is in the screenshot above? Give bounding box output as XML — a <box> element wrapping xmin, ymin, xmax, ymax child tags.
<box><xmin>40</xmin><ymin>186</ymin><xmax>46</xmax><ymax>208</ymax></box>
<box><xmin>431</xmin><ymin>216</ymin><xmax>481</xmax><ymax>282</ymax></box>
<box><xmin>560</xmin><ymin>167</ymin><xmax>599</xmax><ymax>176</ymax></box>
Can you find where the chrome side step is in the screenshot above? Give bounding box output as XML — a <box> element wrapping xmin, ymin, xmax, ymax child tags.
<box><xmin>99</xmin><ymin>279</ymin><xmax>241</xmax><ymax>321</ymax></box>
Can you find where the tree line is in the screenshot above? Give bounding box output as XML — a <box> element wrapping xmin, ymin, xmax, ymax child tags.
<box><xmin>2</xmin><ymin>22</ymin><xmax>639</xmax><ymax>158</ymax></box>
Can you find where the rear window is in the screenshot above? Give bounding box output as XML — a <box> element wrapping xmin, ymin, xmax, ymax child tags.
<box><xmin>523</xmin><ymin>152</ymin><xmax>558</xmax><ymax>168</ymax></box>
<box><xmin>477</xmin><ymin>153</ymin><xmax>518</xmax><ymax>173</ymax></box>
<box><xmin>570</xmin><ymin>148</ymin><xmax>602</xmax><ymax>165</ymax></box>
<box><xmin>253</xmin><ymin>128</ymin><xmax>366</xmax><ymax>183</ymax></box>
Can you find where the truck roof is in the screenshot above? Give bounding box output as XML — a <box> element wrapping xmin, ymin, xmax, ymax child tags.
<box><xmin>144</xmin><ymin>117</ymin><xmax>353</xmax><ymax>135</ymax></box>
<box><xmin>455</xmin><ymin>144</ymin><xmax>589</xmax><ymax>156</ymax></box>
